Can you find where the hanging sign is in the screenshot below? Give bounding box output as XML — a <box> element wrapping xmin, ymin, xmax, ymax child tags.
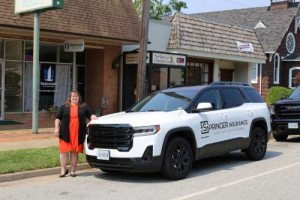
<box><xmin>125</xmin><ymin>53</ymin><xmax>150</xmax><ymax>65</ymax></box>
<box><xmin>14</xmin><ymin>0</ymin><xmax>64</xmax><ymax>14</ymax></box>
<box><xmin>236</xmin><ymin>41</ymin><xmax>254</xmax><ymax>52</ymax></box>
<box><xmin>152</xmin><ymin>53</ymin><xmax>186</xmax><ymax>66</ymax></box>
<box><xmin>64</xmin><ymin>39</ymin><xmax>85</xmax><ymax>52</ymax></box>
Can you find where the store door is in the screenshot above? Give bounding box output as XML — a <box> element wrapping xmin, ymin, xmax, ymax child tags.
<box><xmin>0</xmin><ymin>62</ymin><xmax>4</xmax><ymax>120</ymax></box>
<box><xmin>123</xmin><ymin>65</ymin><xmax>137</xmax><ymax>110</ymax></box>
<box><xmin>220</xmin><ymin>69</ymin><xmax>234</xmax><ymax>82</ymax></box>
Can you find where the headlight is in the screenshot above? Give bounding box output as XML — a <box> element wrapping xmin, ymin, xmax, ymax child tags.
<box><xmin>133</xmin><ymin>125</ymin><xmax>160</xmax><ymax>137</ymax></box>
<box><xmin>270</xmin><ymin>105</ymin><xmax>275</xmax><ymax>115</ymax></box>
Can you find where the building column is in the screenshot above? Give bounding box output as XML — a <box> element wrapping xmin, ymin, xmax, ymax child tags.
<box><xmin>213</xmin><ymin>59</ymin><xmax>220</xmax><ymax>82</ymax></box>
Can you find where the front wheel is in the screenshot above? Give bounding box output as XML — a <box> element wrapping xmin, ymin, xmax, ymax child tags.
<box><xmin>161</xmin><ymin>137</ymin><xmax>193</xmax><ymax>180</ymax></box>
<box><xmin>273</xmin><ymin>134</ymin><xmax>288</xmax><ymax>142</ymax></box>
<box><xmin>245</xmin><ymin>127</ymin><xmax>267</xmax><ymax>161</ymax></box>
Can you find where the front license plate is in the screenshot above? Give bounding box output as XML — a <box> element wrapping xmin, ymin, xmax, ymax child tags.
<box><xmin>97</xmin><ymin>150</ymin><xmax>110</xmax><ymax>160</ymax></box>
<box><xmin>288</xmin><ymin>123</ymin><xmax>298</xmax><ymax>129</ymax></box>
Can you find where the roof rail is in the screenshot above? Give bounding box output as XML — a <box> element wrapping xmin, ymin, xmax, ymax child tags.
<box><xmin>210</xmin><ymin>82</ymin><xmax>249</xmax><ymax>86</ymax></box>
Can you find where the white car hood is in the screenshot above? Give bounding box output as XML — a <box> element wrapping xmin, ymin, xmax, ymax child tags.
<box><xmin>89</xmin><ymin>110</ymin><xmax>184</xmax><ymax>127</ymax></box>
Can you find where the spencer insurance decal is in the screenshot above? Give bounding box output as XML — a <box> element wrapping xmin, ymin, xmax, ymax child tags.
<box><xmin>201</xmin><ymin>120</ymin><xmax>248</xmax><ymax>134</ymax></box>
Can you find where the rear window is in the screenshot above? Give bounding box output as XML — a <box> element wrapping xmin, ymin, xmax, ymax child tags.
<box><xmin>244</xmin><ymin>88</ymin><xmax>264</xmax><ymax>103</ymax></box>
<box><xmin>220</xmin><ymin>88</ymin><xmax>245</xmax><ymax>108</ymax></box>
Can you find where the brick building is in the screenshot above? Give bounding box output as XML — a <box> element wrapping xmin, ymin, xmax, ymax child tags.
<box><xmin>194</xmin><ymin>0</ymin><xmax>300</xmax><ymax>98</ymax></box>
<box><xmin>0</xmin><ymin>0</ymin><xmax>140</xmax><ymax>122</ymax></box>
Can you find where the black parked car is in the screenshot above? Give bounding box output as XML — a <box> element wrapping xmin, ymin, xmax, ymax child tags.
<box><xmin>270</xmin><ymin>86</ymin><xmax>300</xmax><ymax>141</ymax></box>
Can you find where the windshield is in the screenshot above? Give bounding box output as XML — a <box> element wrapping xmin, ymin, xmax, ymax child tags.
<box><xmin>289</xmin><ymin>87</ymin><xmax>299</xmax><ymax>99</ymax></box>
<box><xmin>129</xmin><ymin>90</ymin><xmax>198</xmax><ymax>112</ymax></box>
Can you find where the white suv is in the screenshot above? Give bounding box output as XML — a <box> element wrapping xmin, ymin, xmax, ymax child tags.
<box><xmin>85</xmin><ymin>82</ymin><xmax>271</xmax><ymax>180</ymax></box>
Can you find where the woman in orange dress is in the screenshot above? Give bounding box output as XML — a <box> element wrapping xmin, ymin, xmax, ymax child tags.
<box><xmin>54</xmin><ymin>91</ymin><xmax>97</xmax><ymax>177</ymax></box>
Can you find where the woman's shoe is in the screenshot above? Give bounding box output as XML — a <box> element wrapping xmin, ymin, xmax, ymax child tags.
<box><xmin>70</xmin><ymin>173</ymin><xmax>77</xmax><ymax>177</ymax></box>
<box><xmin>59</xmin><ymin>169</ymin><xmax>69</xmax><ymax>178</ymax></box>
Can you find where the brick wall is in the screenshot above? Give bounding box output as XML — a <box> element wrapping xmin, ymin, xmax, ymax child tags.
<box><xmin>5</xmin><ymin>112</ymin><xmax>54</xmax><ymax>122</ymax></box>
<box><xmin>86</xmin><ymin>45</ymin><xmax>121</xmax><ymax>116</ymax></box>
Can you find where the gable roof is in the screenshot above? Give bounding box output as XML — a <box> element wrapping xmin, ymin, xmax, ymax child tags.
<box><xmin>0</xmin><ymin>0</ymin><xmax>140</xmax><ymax>44</ymax></box>
<box><xmin>191</xmin><ymin>3</ymin><xmax>300</xmax><ymax>53</ymax></box>
<box><xmin>168</xmin><ymin>13</ymin><xmax>266</xmax><ymax>61</ymax></box>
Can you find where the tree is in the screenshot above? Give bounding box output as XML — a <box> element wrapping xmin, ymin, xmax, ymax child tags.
<box><xmin>133</xmin><ymin>0</ymin><xmax>187</xmax><ymax>20</ymax></box>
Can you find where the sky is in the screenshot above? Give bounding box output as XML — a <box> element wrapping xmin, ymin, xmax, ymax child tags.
<box><xmin>167</xmin><ymin>0</ymin><xmax>299</xmax><ymax>14</ymax></box>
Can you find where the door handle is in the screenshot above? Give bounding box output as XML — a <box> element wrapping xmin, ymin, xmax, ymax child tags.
<box><xmin>247</xmin><ymin>111</ymin><xmax>253</xmax><ymax>116</ymax></box>
<box><xmin>220</xmin><ymin>114</ymin><xmax>227</xmax><ymax>119</ymax></box>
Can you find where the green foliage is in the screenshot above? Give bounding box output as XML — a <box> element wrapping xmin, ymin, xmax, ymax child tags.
<box><xmin>133</xmin><ymin>0</ymin><xmax>187</xmax><ymax>20</ymax></box>
<box><xmin>0</xmin><ymin>147</ymin><xmax>86</xmax><ymax>174</ymax></box>
<box><xmin>266</xmin><ymin>86</ymin><xmax>293</xmax><ymax>105</ymax></box>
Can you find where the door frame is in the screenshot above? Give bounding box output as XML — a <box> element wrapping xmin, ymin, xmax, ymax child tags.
<box><xmin>0</xmin><ymin>60</ymin><xmax>4</xmax><ymax>120</ymax></box>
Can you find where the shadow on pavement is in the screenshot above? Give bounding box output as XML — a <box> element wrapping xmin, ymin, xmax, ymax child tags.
<box><xmin>80</xmin><ymin>150</ymin><xmax>282</xmax><ymax>183</ymax></box>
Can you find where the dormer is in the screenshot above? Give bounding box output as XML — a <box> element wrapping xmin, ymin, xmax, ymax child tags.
<box><xmin>254</xmin><ymin>21</ymin><xmax>267</xmax><ymax>29</ymax></box>
<box><xmin>270</xmin><ymin>0</ymin><xmax>296</xmax><ymax>11</ymax></box>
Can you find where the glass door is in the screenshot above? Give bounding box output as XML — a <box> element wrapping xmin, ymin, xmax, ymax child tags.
<box><xmin>0</xmin><ymin>61</ymin><xmax>4</xmax><ymax>120</ymax></box>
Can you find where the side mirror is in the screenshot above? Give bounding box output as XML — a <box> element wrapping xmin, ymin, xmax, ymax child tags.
<box><xmin>193</xmin><ymin>103</ymin><xmax>213</xmax><ymax>113</ymax></box>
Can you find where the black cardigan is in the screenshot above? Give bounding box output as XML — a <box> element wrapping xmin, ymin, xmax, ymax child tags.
<box><xmin>56</xmin><ymin>104</ymin><xmax>92</xmax><ymax>145</ymax></box>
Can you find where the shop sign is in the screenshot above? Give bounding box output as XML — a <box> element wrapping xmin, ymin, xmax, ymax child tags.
<box><xmin>40</xmin><ymin>64</ymin><xmax>56</xmax><ymax>93</ymax></box>
<box><xmin>14</xmin><ymin>0</ymin><xmax>64</xmax><ymax>14</ymax></box>
<box><xmin>236</xmin><ymin>41</ymin><xmax>254</xmax><ymax>52</ymax></box>
<box><xmin>152</xmin><ymin>53</ymin><xmax>186</xmax><ymax>66</ymax></box>
<box><xmin>125</xmin><ymin>53</ymin><xmax>150</xmax><ymax>65</ymax></box>
<box><xmin>64</xmin><ymin>39</ymin><xmax>85</xmax><ymax>52</ymax></box>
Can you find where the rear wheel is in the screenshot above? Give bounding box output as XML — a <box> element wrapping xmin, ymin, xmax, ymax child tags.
<box><xmin>161</xmin><ymin>137</ymin><xmax>193</xmax><ymax>180</ymax></box>
<box><xmin>273</xmin><ymin>134</ymin><xmax>288</xmax><ymax>142</ymax></box>
<box><xmin>245</xmin><ymin>127</ymin><xmax>267</xmax><ymax>161</ymax></box>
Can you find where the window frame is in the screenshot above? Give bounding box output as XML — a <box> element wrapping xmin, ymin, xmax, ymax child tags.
<box><xmin>273</xmin><ymin>53</ymin><xmax>280</xmax><ymax>84</ymax></box>
<box><xmin>286</xmin><ymin>32</ymin><xmax>296</xmax><ymax>54</ymax></box>
<box><xmin>251</xmin><ymin>63</ymin><xmax>258</xmax><ymax>84</ymax></box>
<box><xmin>289</xmin><ymin>67</ymin><xmax>300</xmax><ymax>88</ymax></box>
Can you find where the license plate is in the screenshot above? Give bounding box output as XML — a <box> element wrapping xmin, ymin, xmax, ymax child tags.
<box><xmin>288</xmin><ymin>123</ymin><xmax>298</xmax><ymax>129</ymax></box>
<box><xmin>97</xmin><ymin>150</ymin><xmax>110</xmax><ymax>160</ymax></box>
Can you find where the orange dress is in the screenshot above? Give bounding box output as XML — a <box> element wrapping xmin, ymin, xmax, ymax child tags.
<box><xmin>59</xmin><ymin>105</ymin><xmax>83</xmax><ymax>153</ymax></box>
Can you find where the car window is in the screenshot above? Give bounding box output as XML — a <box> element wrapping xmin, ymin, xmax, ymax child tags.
<box><xmin>220</xmin><ymin>88</ymin><xmax>245</xmax><ymax>109</ymax></box>
<box><xmin>195</xmin><ymin>89</ymin><xmax>222</xmax><ymax>110</ymax></box>
<box><xmin>244</xmin><ymin>88</ymin><xmax>264</xmax><ymax>103</ymax></box>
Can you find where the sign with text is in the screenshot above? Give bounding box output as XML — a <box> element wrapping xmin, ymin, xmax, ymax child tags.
<box><xmin>64</xmin><ymin>39</ymin><xmax>85</xmax><ymax>52</ymax></box>
<box><xmin>125</xmin><ymin>53</ymin><xmax>150</xmax><ymax>65</ymax></box>
<box><xmin>152</xmin><ymin>53</ymin><xmax>186</xmax><ymax>67</ymax></box>
<box><xmin>236</xmin><ymin>41</ymin><xmax>254</xmax><ymax>52</ymax></box>
<box><xmin>40</xmin><ymin>64</ymin><xmax>56</xmax><ymax>93</ymax></box>
<box><xmin>14</xmin><ymin>0</ymin><xmax>64</xmax><ymax>14</ymax></box>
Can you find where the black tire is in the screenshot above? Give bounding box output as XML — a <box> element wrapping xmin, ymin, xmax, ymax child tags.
<box><xmin>245</xmin><ymin>127</ymin><xmax>267</xmax><ymax>161</ymax></box>
<box><xmin>273</xmin><ymin>134</ymin><xmax>288</xmax><ymax>142</ymax></box>
<box><xmin>161</xmin><ymin>137</ymin><xmax>193</xmax><ymax>180</ymax></box>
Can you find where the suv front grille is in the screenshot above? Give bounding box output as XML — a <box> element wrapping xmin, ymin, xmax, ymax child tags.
<box><xmin>88</xmin><ymin>124</ymin><xmax>133</xmax><ymax>151</ymax></box>
<box><xmin>275</xmin><ymin>105</ymin><xmax>300</xmax><ymax>119</ymax></box>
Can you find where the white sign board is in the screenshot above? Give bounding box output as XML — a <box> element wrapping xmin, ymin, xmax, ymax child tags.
<box><xmin>152</xmin><ymin>53</ymin><xmax>186</xmax><ymax>66</ymax></box>
<box><xmin>125</xmin><ymin>53</ymin><xmax>150</xmax><ymax>65</ymax></box>
<box><xmin>64</xmin><ymin>40</ymin><xmax>85</xmax><ymax>52</ymax></box>
<box><xmin>14</xmin><ymin>0</ymin><xmax>64</xmax><ymax>14</ymax></box>
<box><xmin>236</xmin><ymin>41</ymin><xmax>254</xmax><ymax>52</ymax></box>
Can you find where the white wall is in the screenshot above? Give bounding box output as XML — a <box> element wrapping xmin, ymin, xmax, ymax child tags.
<box><xmin>234</xmin><ymin>63</ymin><xmax>251</xmax><ymax>84</ymax></box>
<box><xmin>122</xmin><ymin>19</ymin><xmax>172</xmax><ymax>52</ymax></box>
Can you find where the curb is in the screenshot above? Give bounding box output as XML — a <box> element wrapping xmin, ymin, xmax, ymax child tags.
<box><xmin>0</xmin><ymin>163</ymin><xmax>90</xmax><ymax>183</ymax></box>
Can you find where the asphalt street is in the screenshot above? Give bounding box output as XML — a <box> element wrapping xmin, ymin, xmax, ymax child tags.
<box><xmin>1</xmin><ymin>136</ymin><xmax>299</xmax><ymax>200</ymax></box>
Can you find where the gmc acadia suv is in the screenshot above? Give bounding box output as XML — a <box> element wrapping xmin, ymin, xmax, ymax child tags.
<box><xmin>85</xmin><ymin>82</ymin><xmax>271</xmax><ymax>180</ymax></box>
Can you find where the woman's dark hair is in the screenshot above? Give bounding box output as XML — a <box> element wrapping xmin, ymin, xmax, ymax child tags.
<box><xmin>64</xmin><ymin>90</ymin><xmax>86</xmax><ymax>107</ymax></box>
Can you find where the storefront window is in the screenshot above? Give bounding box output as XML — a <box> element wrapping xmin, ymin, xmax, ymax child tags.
<box><xmin>5</xmin><ymin>40</ymin><xmax>23</xmax><ymax>61</ymax></box>
<box><xmin>186</xmin><ymin>60</ymin><xmax>212</xmax><ymax>85</ymax></box>
<box><xmin>5</xmin><ymin>61</ymin><xmax>23</xmax><ymax>112</ymax></box>
<box><xmin>0</xmin><ymin>39</ymin><xmax>3</xmax><ymax>59</ymax></box>
<box><xmin>59</xmin><ymin>46</ymin><xmax>73</xmax><ymax>63</ymax></box>
<box><xmin>25</xmin><ymin>41</ymin><xmax>33</xmax><ymax>62</ymax></box>
<box><xmin>25</xmin><ymin>42</ymin><xmax>57</xmax><ymax>62</ymax></box>
<box><xmin>76</xmin><ymin>50</ymin><xmax>86</xmax><ymax>65</ymax></box>
<box><xmin>170</xmin><ymin>68</ymin><xmax>184</xmax><ymax>87</ymax></box>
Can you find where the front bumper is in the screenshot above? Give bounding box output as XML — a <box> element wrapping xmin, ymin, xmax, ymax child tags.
<box><xmin>271</xmin><ymin>120</ymin><xmax>300</xmax><ymax>135</ymax></box>
<box><xmin>86</xmin><ymin>155</ymin><xmax>163</xmax><ymax>173</ymax></box>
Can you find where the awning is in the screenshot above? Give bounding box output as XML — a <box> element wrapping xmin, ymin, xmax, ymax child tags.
<box><xmin>282</xmin><ymin>54</ymin><xmax>300</xmax><ymax>62</ymax></box>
